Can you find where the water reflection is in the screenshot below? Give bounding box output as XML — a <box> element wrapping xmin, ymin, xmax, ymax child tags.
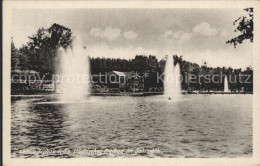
<box><xmin>11</xmin><ymin>95</ymin><xmax>252</xmax><ymax>158</ymax></box>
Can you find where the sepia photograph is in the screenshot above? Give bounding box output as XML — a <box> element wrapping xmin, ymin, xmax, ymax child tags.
<box><xmin>2</xmin><ymin>1</ymin><xmax>260</xmax><ymax>166</ymax></box>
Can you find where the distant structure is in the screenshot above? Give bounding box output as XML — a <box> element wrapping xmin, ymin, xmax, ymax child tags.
<box><xmin>11</xmin><ymin>69</ymin><xmax>54</xmax><ymax>95</ymax></box>
<box><xmin>104</xmin><ymin>71</ymin><xmax>144</xmax><ymax>92</ymax></box>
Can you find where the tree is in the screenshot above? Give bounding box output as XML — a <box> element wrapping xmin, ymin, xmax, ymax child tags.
<box><xmin>226</xmin><ymin>8</ymin><xmax>253</xmax><ymax>47</ymax></box>
<box><xmin>18</xmin><ymin>45</ymin><xmax>31</xmax><ymax>70</ymax></box>
<box><xmin>11</xmin><ymin>38</ymin><xmax>19</xmax><ymax>70</ymax></box>
<box><xmin>26</xmin><ymin>23</ymin><xmax>73</xmax><ymax>74</ymax></box>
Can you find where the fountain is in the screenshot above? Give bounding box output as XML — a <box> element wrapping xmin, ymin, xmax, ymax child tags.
<box><xmin>164</xmin><ymin>55</ymin><xmax>182</xmax><ymax>100</ymax></box>
<box><xmin>224</xmin><ymin>75</ymin><xmax>229</xmax><ymax>92</ymax></box>
<box><xmin>56</xmin><ymin>37</ymin><xmax>90</xmax><ymax>101</ymax></box>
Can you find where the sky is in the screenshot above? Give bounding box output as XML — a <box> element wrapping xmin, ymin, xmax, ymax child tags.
<box><xmin>11</xmin><ymin>8</ymin><xmax>253</xmax><ymax>69</ymax></box>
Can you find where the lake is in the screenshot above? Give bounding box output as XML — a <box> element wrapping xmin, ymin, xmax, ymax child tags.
<box><xmin>11</xmin><ymin>94</ymin><xmax>252</xmax><ymax>158</ymax></box>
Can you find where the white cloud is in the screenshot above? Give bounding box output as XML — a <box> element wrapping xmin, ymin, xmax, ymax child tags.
<box><xmin>192</xmin><ymin>22</ymin><xmax>218</xmax><ymax>36</ymax></box>
<box><xmin>173</xmin><ymin>31</ymin><xmax>182</xmax><ymax>39</ymax></box>
<box><xmin>164</xmin><ymin>30</ymin><xmax>173</xmax><ymax>37</ymax></box>
<box><xmin>164</xmin><ymin>30</ymin><xmax>192</xmax><ymax>41</ymax></box>
<box><xmin>124</xmin><ymin>31</ymin><xmax>138</xmax><ymax>39</ymax></box>
<box><xmin>180</xmin><ymin>32</ymin><xmax>193</xmax><ymax>41</ymax></box>
<box><xmin>165</xmin><ymin>22</ymin><xmax>222</xmax><ymax>41</ymax></box>
<box><xmin>89</xmin><ymin>27</ymin><xmax>121</xmax><ymax>41</ymax></box>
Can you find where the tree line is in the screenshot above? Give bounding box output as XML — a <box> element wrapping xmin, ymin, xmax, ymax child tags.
<box><xmin>11</xmin><ymin>12</ymin><xmax>253</xmax><ymax>92</ymax></box>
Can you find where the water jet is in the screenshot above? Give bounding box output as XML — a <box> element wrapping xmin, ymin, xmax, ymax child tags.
<box><xmin>164</xmin><ymin>55</ymin><xmax>181</xmax><ymax>100</ymax></box>
<box><xmin>56</xmin><ymin>37</ymin><xmax>90</xmax><ymax>101</ymax></box>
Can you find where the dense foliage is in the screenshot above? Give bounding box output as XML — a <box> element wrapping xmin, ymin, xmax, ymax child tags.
<box><xmin>226</xmin><ymin>8</ymin><xmax>253</xmax><ymax>47</ymax></box>
<box><xmin>11</xmin><ymin>23</ymin><xmax>253</xmax><ymax>92</ymax></box>
<box><xmin>14</xmin><ymin>23</ymin><xmax>72</xmax><ymax>74</ymax></box>
<box><xmin>11</xmin><ymin>38</ymin><xmax>19</xmax><ymax>70</ymax></box>
<box><xmin>90</xmin><ymin>55</ymin><xmax>253</xmax><ymax>92</ymax></box>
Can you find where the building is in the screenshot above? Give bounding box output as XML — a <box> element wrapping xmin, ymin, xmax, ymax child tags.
<box><xmin>105</xmin><ymin>71</ymin><xmax>144</xmax><ymax>92</ymax></box>
<box><xmin>11</xmin><ymin>69</ymin><xmax>54</xmax><ymax>94</ymax></box>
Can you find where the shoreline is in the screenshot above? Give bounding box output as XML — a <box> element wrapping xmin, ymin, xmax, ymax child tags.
<box><xmin>11</xmin><ymin>91</ymin><xmax>253</xmax><ymax>97</ymax></box>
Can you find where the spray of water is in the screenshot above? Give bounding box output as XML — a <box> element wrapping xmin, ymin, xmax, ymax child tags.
<box><xmin>164</xmin><ymin>55</ymin><xmax>182</xmax><ymax>99</ymax></box>
<box><xmin>224</xmin><ymin>75</ymin><xmax>229</xmax><ymax>92</ymax></box>
<box><xmin>56</xmin><ymin>37</ymin><xmax>90</xmax><ymax>101</ymax></box>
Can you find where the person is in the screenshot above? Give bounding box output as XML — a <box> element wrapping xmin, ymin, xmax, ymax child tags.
<box><xmin>168</xmin><ymin>97</ymin><xmax>171</xmax><ymax>100</ymax></box>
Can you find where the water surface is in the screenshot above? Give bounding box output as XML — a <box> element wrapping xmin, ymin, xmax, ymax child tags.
<box><xmin>11</xmin><ymin>95</ymin><xmax>252</xmax><ymax>158</ymax></box>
